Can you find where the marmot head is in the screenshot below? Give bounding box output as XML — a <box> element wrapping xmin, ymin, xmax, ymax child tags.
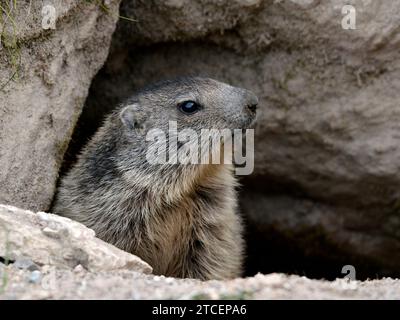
<box><xmin>119</xmin><ymin>77</ymin><xmax>258</xmax><ymax>134</ymax></box>
<box><xmin>105</xmin><ymin>77</ymin><xmax>258</xmax><ymax>194</ymax></box>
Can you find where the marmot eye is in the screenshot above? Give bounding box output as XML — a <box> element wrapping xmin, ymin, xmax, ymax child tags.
<box><xmin>178</xmin><ymin>101</ymin><xmax>200</xmax><ymax>115</ymax></box>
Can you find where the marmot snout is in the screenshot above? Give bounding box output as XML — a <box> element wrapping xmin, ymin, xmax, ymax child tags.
<box><xmin>53</xmin><ymin>77</ymin><xmax>258</xmax><ymax>280</ymax></box>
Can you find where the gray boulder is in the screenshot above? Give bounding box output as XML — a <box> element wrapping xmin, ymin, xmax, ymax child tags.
<box><xmin>0</xmin><ymin>0</ymin><xmax>121</xmax><ymax>211</ymax></box>
<box><xmin>0</xmin><ymin>204</ymin><xmax>152</xmax><ymax>273</ymax></box>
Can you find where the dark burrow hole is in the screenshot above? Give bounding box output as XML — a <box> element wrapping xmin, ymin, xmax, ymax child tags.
<box><xmin>0</xmin><ymin>257</ymin><xmax>15</xmax><ymax>265</ymax></box>
<box><xmin>241</xmin><ymin>180</ymin><xmax>387</xmax><ymax>281</ymax></box>
<box><xmin>57</xmin><ymin>42</ymin><xmax>391</xmax><ymax>282</ymax></box>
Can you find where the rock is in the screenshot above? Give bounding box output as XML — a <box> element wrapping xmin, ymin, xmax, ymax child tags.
<box><xmin>241</xmin><ymin>192</ymin><xmax>400</xmax><ymax>278</ymax></box>
<box><xmin>0</xmin><ymin>0</ymin><xmax>121</xmax><ymax>212</ymax></box>
<box><xmin>28</xmin><ymin>270</ymin><xmax>42</xmax><ymax>284</ymax></box>
<box><xmin>75</xmin><ymin>0</ymin><xmax>400</xmax><ymax>277</ymax></box>
<box><xmin>14</xmin><ymin>257</ymin><xmax>40</xmax><ymax>271</ymax></box>
<box><xmin>1</xmin><ymin>266</ymin><xmax>400</xmax><ymax>299</ymax></box>
<box><xmin>116</xmin><ymin>0</ymin><xmax>261</xmax><ymax>46</ymax></box>
<box><xmin>0</xmin><ymin>204</ymin><xmax>152</xmax><ymax>274</ymax></box>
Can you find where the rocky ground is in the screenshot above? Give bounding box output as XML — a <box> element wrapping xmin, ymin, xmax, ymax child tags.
<box><xmin>0</xmin><ymin>204</ymin><xmax>399</xmax><ymax>300</ymax></box>
<box><xmin>1</xmin><ymin>264</ymin><xmax>400</xmax><ymax>300</ymax></box>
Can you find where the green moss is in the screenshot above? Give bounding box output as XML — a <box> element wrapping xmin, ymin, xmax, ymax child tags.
<box><xmin>189</xmin><ymin>290</ymin><xmax>255</xmax><ymax>300</ymax></box>
<box><xmin>219</xmin><ymin>290</ymin><xmax>254</xmax><ymax>300</ymax></box>
<box><xmin>0</xmin><ymin>263</ymin><xmax>9</xmax><ymax>295</ymax></box>
<box><xmin>189</xmin><ymin>293</ymin><xmax>211</xmax><ymax>300</ymax></box>
<box><xmin>0</xmin><ymin>226</ymin><xmax>10</xmax><ymax>295</ymax></box>
<box><xmin>0</xmin><ymin>0</ymin><xmax>22</xmax><ymax>91</ymax></box>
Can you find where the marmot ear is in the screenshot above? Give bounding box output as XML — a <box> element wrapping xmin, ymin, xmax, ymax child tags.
<box><xmin>120</xmin><ymin>104</ymin><xmax>146</xmax><ymax>130</ymax></box>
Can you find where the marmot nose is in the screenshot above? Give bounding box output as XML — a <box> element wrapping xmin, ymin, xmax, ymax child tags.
<box><xmin>245</xmin><ymin>93</ymin><xmax>258</xmax><ymax>114</ymax></box>
<box><xmin>247</xmin><ymin>103</ymin><xmax>257</xmax><ymax>113</ymax></box>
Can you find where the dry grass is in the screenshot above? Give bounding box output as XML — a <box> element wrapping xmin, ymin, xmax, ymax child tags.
<box><xmin>0</xmin><ymin>0</ymin><xmax>23</xmax><ymax>91</ymax></box>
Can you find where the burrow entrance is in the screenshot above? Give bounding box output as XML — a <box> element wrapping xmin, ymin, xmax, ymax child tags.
<box><xmin>57</xmin><ymin>41</ymin><xmax>391</xmax><ymax>282</ymax></box>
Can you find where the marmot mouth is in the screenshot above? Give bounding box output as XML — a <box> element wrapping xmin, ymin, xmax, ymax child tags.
<box><xmin>223</xmin><ymin>114</ymin><xmax>257</xmax><ymax>131</ymax></box>
<box><xmin>241</xmin><ymin>115</ymin><xmax>257</xmax><ymax>130</ymax></box>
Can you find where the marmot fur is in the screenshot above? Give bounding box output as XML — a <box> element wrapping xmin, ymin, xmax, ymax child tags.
<box><xmin>53</xmin><ymin>77</ymin><xmax>258</xmax><ymax>280</ymax></box>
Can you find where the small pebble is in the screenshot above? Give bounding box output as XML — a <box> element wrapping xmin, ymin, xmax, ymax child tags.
<box><xmin>28</xmin><ymin>270</ymin><xmax>42</xmax><ymax>284</ymax></box>
<box><xmin>74</xmin><ymin>264</ymin><xmax>85</xmax><ymax>273</ymax></box>
<box><xmin>42</xmin><ymin>227</ymin><xmax>62</xmax><ymax>239</ymax></box>
<box><xmin>14</xmin><ymin>258</ymin><xmax>40</xmax><ymax>271</ymax></box>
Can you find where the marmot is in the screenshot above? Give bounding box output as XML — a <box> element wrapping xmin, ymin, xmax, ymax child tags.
<box><xmin>53</xmin><ymin>77</ymin><xmax>258</xmax><ymax>280</ymax></box>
